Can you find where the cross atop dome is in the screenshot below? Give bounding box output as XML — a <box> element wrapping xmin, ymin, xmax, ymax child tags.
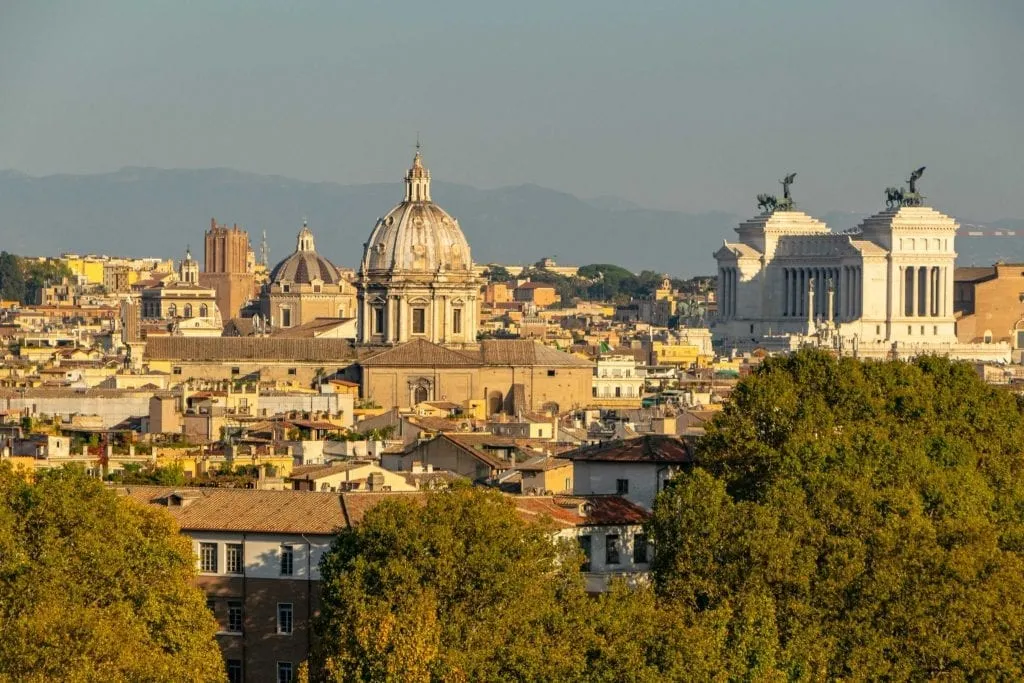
<box><xmin>405</xmin><ymin>139</ymin><xmax>431</xmax><ymax>202</ymax></box>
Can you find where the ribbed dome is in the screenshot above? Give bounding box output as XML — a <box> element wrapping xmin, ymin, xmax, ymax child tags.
<box><xmin>270</xmin><ymin>223</ymin><xmax>344</xmax><ymax>285</ymax></box>
<box><xmin>360</xmin><ymin>151</ymin><xmax>473</xmax><ymax>276</ymax></box>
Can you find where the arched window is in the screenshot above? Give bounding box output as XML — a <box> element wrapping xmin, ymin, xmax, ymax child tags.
<box><xmin>487</xmin><ymin>390</ymin><xmax>503</xmax><ymax>416</ymax></box>
<box><xmin>167</xmin><ymin>304</ymin><xmax>177</xmax><ymax>318</ymax></box>
<box><xmin>200</xmin><ymin>304</ymin><xmax>209</xmax><ymax>317</ymax></box>
<box><xmin>414</xmin><ymin>385</ymin><xmax>429</xmax><ymax>405</ymax></box>
<box><xmin>183</xmin><ymin>304</ymin><xmax>193</xmax><ymax>318</ymax></box>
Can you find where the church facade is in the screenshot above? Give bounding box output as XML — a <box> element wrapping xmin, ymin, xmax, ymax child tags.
<box><xmin>356</xmin><ymin>149</ymin><xmax>480</xmax><ymax>346</ymax></box>
<box><xmin>713</xmin><ymin>182</ymin><xmax>1008</xmax><ymax>361</ymax></box>
<box><xmin>352</xmin><ymin>150</ymin><xmax>593</xmax><ymax>413</ymax></box>
<box><xmin>261</xmin><ymin>222</ymin><xmax>356</xmax><ymax>328</ymax></box>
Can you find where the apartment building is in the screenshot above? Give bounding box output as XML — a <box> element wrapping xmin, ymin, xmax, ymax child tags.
<box><xmin>121</xmin><ymin>486</ymin><xmax>650</xmax><ymax>680</ymax></box>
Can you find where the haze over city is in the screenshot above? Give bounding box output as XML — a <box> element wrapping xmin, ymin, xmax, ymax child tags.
<box><xmin>2</xmin><ymin>0</ymin><xmax>1023</xmax><ymax>222</ymax></box>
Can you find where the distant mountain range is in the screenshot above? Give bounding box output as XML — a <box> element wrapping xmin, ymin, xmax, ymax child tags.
<box><xmin>0</xmin><ymin>167</ymin><xmax>1020</xmax><ymax>275</ymax></box>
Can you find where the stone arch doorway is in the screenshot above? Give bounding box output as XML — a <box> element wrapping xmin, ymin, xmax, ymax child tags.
<box><xmin>408</xmin><ymin>377</ymin><xmax>433</xmax><ymax>407</ymax></box>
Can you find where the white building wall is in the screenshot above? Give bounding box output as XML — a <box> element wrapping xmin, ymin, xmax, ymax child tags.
<box><xmin>188</xmin><ymin>530</ymin><xmax>334</xmax><ymax>581</ymax></box>
<box><xmin>572</xmin><ymin>461</ymin><xmax>676</xmax><ymax>510</ymax></box>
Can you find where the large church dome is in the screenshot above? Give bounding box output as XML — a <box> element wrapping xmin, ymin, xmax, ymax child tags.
<box><xmin>360</xmin><ymin>150</ymin><xmax>473</xmax><ymax>276</ymax></box>
<box><xmin>269</xmin><ymin>223</ymin><xmax>344</xmax><ymax>285</ymax></box>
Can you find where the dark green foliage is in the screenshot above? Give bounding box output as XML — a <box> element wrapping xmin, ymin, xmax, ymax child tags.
<box><xmin>106</xmin><ymin>462</ymin><xmax>187</xmax><ymax>486</ymax></box>
<box><xmin>0</xmin><ymin>252</ymin><xmax>26</xmax><ymax>303</ymax></box>
<box><xmin>483</xmin><ymin>265</ymin><xmax>512</xmax><ymax>282</ymax></box>
<box><xmin>22</xmin><ymin>258</ymin><xmax>72</xmax><ymax>304</ymax></box>
<box><xmin>650</xmin><ymin>350</ymin><xmax>1024</xmax><ymax>680</ymax></box>
<box><xmin>514</xmin><ymin>263</ymin><xmax>668</xmax><ymax>305</ymax></box>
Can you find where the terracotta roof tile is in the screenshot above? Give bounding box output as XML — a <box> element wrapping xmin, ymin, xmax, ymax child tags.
<box><xmin>564</xmin><ymin>434</ymin><xmax>693</xmax><ymax>463</ymax></box>
<box><xmin>144</xmin><ymin>337</ymin><xmax>357</xmax><ymax>362</ymax></box>
<box><xmin>360</xmin><ymin>339</ymin><xmax>479</xmax><ymax>367</ymax></box>
<box><xmin>119</xmin><ymin>485</ymin><xmax>346</xmax><ymax>534</ymax></box>
<box><xmin>480</xmin><ymin>340</ymin><xmax>592</xmax><ymax>368</ymax></box>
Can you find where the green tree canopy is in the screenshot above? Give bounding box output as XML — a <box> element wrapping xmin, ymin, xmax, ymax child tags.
<box><xmin>483</xmin><ymin>265</ymin><xmax>512</xmax><ymax>282</ymax></box>
<box><xmin>0</xmin><ymin>252</ymin><xmax>26</xmax><ymax>303</ymax></box>
<box><xmin>650</xmin><ymin>350</ymin><xmax>1024</xmax><ymax>679</ymax></box>
<box><xmin>313</xmin><ymin>486</ymin><xmax>726</xmax><ymax>682</ymax></box>
<box><xmin>22</xmin><ymin>258</ymin><xmax>73</xmax><ymax>305</ymax></box>
<box><xmin>0</xmin><ymin>465</ymin><xmax>225</xmax><ymax>682</ymax></box>
<box><xmin>314</xmin><ymin>487</ymin><xmax>592</xmax><ymax>681</ymax></box>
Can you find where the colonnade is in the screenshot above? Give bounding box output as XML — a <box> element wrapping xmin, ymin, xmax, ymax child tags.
<box><xmin>719</xmin><ymin>267</ymin><xmax>738</xmax><ymax>319</ymax></box>
<box><xmin>781</xmin><ymin>265</ymin><xmax>861</xmax><ymax>321</ymax></box>
<box><xmin>901</xmin><ymin>265</ymin><xmax>949</xmax><ymax>317</ymax></box>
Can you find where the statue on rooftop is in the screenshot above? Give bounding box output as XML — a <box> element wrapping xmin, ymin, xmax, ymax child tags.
<box><xmin>756</xmin><ymin>172</ymin><xmax>797</xmax><ymax>215</ymax></box>
<box><xmin>756</xmin><ymin>193</ymin><xmax>777</xmax><ymax>215</ymax></box>
<box><xmin>885</xmin><ymin>167</ymin><xmax>926</xmax><ymax>208</ymax></box>
<box><xmin>908</xmin><ymin>166</ymin><xmax>925</xmax><ymax>194</ymax></box>
<box><xmin>780</xmin><ymin>173</ymin><xmax>796</xmax><ymax>201</ymax></box>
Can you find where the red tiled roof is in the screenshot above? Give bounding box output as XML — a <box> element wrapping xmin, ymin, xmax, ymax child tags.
<box><xmin>144</xmin><ymin>337</ymin><xmax>358</xmax><ymax>362</ymax></box>
<box><xmin>360</xmin><ymin>339</ymin><xmax>478</xmax><ymax>367</ymax></box>
<box><xmin>118</xmin><ymin>486</ymin><xmax>346</xmax><ymax>534</ymax></box>
<box><xmin>564</xmin><ymin>435</ymin><xmax>693</xmax><ymax>463</ymax></box>
<box><xmin>558</xmin><ymin>495</ymin><xmax>650</xmax><ymax>525</ymax></box>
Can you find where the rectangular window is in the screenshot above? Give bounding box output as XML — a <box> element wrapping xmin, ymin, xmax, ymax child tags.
<box><xmin>277</xmin><ymin>603</ymin><xmax>293</xmax><ymax>635</ymax></box>
<box><xmin>578</xmin><ymin>535</ymin><xmax>592</xmax><ymax>572</ymax></box>
<box><xmin>199</xmin><ymin>542</ymin><xmax>218</xmax><ymax>573</ymax></box>
<box><xmin>226</xmin><ymin>543</ymin><xmax>243</xmax><ymax>574</ymax></box>
<box><xmin>277</xmin><ymin>662</ymin><xmax>294</xmax><ymax>683</ymax></box>
<box><xmin>227</xmin><ymin>600</ymin><xmax>243</xmax><ymax>633</ymax></box>
<box><xmin>280</xmin><ymin>545</ymin><xmax>294</xmax><ymax>576</ymax></box>
<box><xmin>173</xmin><ymin>366</ymin><xmax>182</xmax><ymax>375</ymax></box>
<box><xmin>616</xmin><ymin>478</ymin><xmax>629</xmax><ymax>495</ymax></box>
<box><xmin>226</xmin><ymin>660</ymin><xmax>243</xmax><ymax>683</ymax></box>
<box><xmin>633</xmin><ymin>533</ymin><xmax>649</xmax><ymax>564</ymax></box>
<box><xmin>605</xmin><ymin>534</ymin><xmax>621</xmax><ymax>565</ymax></box>
<box><xmin>547</xmin><ymin>369</ymin><xmax>556</xmax><ymax>377</ymax></box>
<box><xmin>373</xmin><ymin>307</ymin><xmax>385</xmax><ymax>334</ymax></box>
<box><xmin>231</xmin><ymin>367</ymin><xmax>240</xmax><ymax>376</ymax></box>
<box><xmin>287</xmin><ymin>368</ymin><xmax>297</xmax><ymax>376</ymax></box>
<box><xmin>281</xmin><ymin>309</ymin><xmax>292</xmax><ymax>328</ymax></box>
<box><xmin>453</xmin><ymin>308</ymin><xmax>462</xmax><ymax>334</ymax></box>
<box><xmin>412</xmin><ymin>307</ymin><xmax>426</xmax><ymax>334</ymax></box>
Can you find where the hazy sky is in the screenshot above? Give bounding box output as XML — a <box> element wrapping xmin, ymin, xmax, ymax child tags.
<box><xmin>2</xmin><ymin>0</ymin><xmax>1022</xmax><ymax>219</ymax></box>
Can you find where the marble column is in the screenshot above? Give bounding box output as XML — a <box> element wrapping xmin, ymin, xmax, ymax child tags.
<box><xmin>907</xmin><ymin>266</ymin><xmax>915</xmax><ymax>317</ymax></box>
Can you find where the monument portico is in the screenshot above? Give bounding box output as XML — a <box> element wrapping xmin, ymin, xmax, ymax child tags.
<box><xmin>713</xmin><ymin>170</ymin><xmax>1008</xmax><ymax>361</ymax></box>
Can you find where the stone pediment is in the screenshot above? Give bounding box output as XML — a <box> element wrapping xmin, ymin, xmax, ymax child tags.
<box><xmin>360</xmin><ymin>338</ymin><xmax>479</xmax><ymax>367</ymax></box>
<box><xmin>713</xmin><ymin>241</ymin><xmax>762</xmax><ymax>261</ymax></box>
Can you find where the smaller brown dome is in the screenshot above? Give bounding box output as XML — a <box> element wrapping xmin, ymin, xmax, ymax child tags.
<box><xmin>269</xmin><ymin>223</ymin><xmax>343</xmax><ymax>285</ymax></box>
